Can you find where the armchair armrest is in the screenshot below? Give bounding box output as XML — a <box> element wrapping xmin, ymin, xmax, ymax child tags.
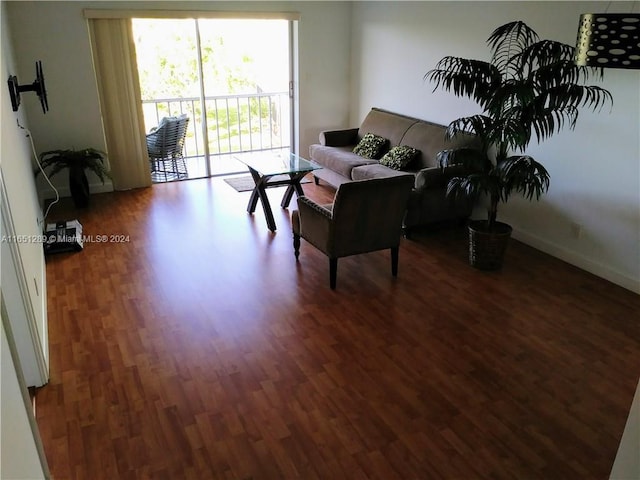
<box><xmin>319</xmin><ymin>128</ymin><xmax>359</xmax><ymax>147</ymax></box>
<box><xmin>296</xmin><ymin>196</ymin><xmax>334</xmax><ymax>254</ymax></box>
<box><xmin>415</xmin><ymin>165</ymin><xmax>468</xmax><ymax>190</ymax></box>
<box><xmin>298</xmin><ymin>196</ymin><xmax>333</xmax><ymax>219</ymax></box>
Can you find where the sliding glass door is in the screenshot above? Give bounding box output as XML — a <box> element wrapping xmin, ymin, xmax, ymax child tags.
<box><xmin>133</xmin><ymin>18</ymin><xmax>293</xmax><ymax>181</ymax></box>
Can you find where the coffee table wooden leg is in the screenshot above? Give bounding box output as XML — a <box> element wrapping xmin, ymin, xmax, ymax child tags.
<box><xmin>261</xmin><ymin>190</ymin><xmax>277</xmax><ymax>231</ymax></box>
<box><xmin>281</xmin><ymin>173</ymin><xmax>307</xmax><ymax>208</ymax></box>
<box><xmin>247</xmin><ymin>169</ymin><xmax>262</xmax><ymax>213</ymax></box>
<box><xmin>247</xmin><ymin>170</ymin><xmax>277</xmax><ymax>231</ymax></box>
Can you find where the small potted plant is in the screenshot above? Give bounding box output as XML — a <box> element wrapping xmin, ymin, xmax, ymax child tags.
<box><xmin>425</xmin><ymin>21</ymin><xmax>612</xmax><ymax>270</ymax></box>
<box><xmin>38</xmin><ymin>148</ymin><xmax>111</xmax><ymax>208</ymax></box>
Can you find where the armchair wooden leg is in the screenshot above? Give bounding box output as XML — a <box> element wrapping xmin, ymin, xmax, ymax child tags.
<box><xmin>329</xmin><ymin>258</ymin><xmax>338</xmax><ymax>289</ymax></box>
<box><xmin>391</xmin><ymin>247</ymin><xmax>399</xmax><ymax>277</ymax></box>
<box><xmin>293</xmin><ymin>233</ymin><xmax>300</xmax><ymax>260</ymax></box>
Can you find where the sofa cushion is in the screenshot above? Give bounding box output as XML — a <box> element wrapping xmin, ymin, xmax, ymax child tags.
<box><xmin>351</xmin><ymin>163</ymin><xmax>413</xmax><ymax>181</ymax></box>
<box><xmin>380</xmin><ymin>145</ymin><xmax>419</xmax><ymax>170</ymax></box>
<box><xmin>320</xmin><ymin>128</ymin><xmax>359</xmax><ymax>147</ymax></box>
<box><xmin>400</xmin><ymin>121</ymin><xmax>480</xmax><ymax>170</ymax></box>
<box><xmin>309</xmin><ymin>144</ymin><xmax>377</xmax><ymax>178</ymax></box>
<box><xmin>353</xmin><ymin>133</ymin><xmax>388</xmax><ymax>159</ymax></box>
<box><xmin>358</xmin><ymin>108</ymin><xmax>417</xmax><ymax>147</ymax></box>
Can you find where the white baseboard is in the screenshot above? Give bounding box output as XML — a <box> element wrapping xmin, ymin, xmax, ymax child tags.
<box><xmin>38</xmin><ymin>181</ymin><xmax>114</xmax><ymax>205</ymax></box>
<box><xmin>512</xmin><ymin>228</ymin><xmax>640</xmax><ymax>295</ymax></box>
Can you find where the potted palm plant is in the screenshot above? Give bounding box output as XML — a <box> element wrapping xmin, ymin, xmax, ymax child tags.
<box><xmin>38</xmin><ymin>148</ymin><xmax>111</xmax><ymax>208</ymax></box>
<box><xmin>425</xmin><ymin>21</ymin><xmax>612</xmax><ymax>270</ymax></box>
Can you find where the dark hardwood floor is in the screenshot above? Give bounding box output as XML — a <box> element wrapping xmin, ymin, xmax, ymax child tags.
<box><xmin>37</xmin><ymin>176</ymin><xmax>639</xmax><ymax>479</ymax></box>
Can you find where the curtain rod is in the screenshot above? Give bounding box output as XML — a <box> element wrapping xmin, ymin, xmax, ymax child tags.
<box><xmin>83</xmin><ymin>9</ymin><xmax>300</xmax><ymax>21</ymax></box>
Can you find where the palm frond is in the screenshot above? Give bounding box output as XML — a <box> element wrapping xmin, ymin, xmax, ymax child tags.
<box><xmin>496</xmin><ymin>109</ymin><xmax>534</xmax><ymax>152</ymax></box>
<box><xmin>446</xmin><ymin>175</ymin><xmax>483</xmax><ymax>202</ymax></box>
<box><xmin>541</xmin><ymin>84</ymin><xmax>613</xmax><ymax>112</ymax></box>
<box><xmin>518</xmin><ymin>100</ymin><xmax>579</xmax><ymax>143</ymax></box>
<box><xmin>445</xmin><ymin>114</ymin><xmax>495</xmax><ymax>146</ymax></box>
<box><xmin>450</xmin><ymin>110</ymin><xmax>532</xmax><ymax>155</ymax></box>
<box><xmin>89</xmin><ymin>162</ymin><xmax>112</xmax><ymax>182</ymax></box>
<box><xmin>445</xmin><ymin>176</ymin><xmax>472</xmax><ymax>201</ymax></box>
<box><xmin>498</xmin><ymin>155</ymin><xmax>550</xmax><ymax>200</ymax></box>
<box><xmin>484</xmin><ymin>79</ymin><xmax>536</xmax><ymax>118</ymax></box>
<box><xmin>437</xmin><ymin>148</ymin><xmax>490</xmax><ymax>172</ymax></box>
<box><xmin>487</xmin><ymin>21</ymin><xmax>539</xmax><ymax>78</ymax></box>
<box><xmin>448</xmin><ymin>172</ymin><xmax>505</xmax><ymax>201</ymax></box>
<box><xmin>532</xmin><ymin>60</ymin><xmax>593</xmax><ymax>90</ymax></box>
<box><xmin>42</xmin><ymin>162</ymin><xmax>68</xmax><ymax>179</ymax></box>
<box><xmin>37</xmin><ymin>148</ymin><xmax>111</xmax><ymax>183</ymax></box>
<box><xmin>516</xmin><ymin>40</ymin><xmax>574</xmax><ymax>72</ymax></box>
<box><xmin>425</xmin><ymin>57</ymin><xmax>501</xmax><ymax>108</ymax></box>
<box><xmin>541</xmin><ymin>106</ymin><xmax>578</xmax><ymax>141</ymax></box>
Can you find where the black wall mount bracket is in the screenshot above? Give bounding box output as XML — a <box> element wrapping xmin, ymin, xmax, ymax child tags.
<box><xmin>7</xmin><ymin>60</ymin><xmax>48</xmax><ymax>114</ymax></box>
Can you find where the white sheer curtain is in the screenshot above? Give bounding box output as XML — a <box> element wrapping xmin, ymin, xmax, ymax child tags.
<box><xmin>87</xmin><ymin>18</ymin><xmax>151</xmax><ymax>190</ymax></box>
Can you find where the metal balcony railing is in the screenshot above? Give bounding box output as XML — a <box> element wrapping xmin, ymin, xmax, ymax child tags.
<box><xmin>142</xmin><ymin>91</ymin><xmax>290</xmax><ymax>180</ymax></box>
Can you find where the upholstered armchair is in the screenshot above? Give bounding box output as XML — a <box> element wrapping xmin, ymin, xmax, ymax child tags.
<box><xmin>292</xmin><ymin>175</ymin><xmax>414</xmax><ymax>289</ymax></box>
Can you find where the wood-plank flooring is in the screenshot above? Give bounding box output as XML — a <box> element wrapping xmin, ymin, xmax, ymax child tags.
<box><xmin>36</xmin><ymin>176</ymin><xmax>640</xmax><ymax>479</ymax></box>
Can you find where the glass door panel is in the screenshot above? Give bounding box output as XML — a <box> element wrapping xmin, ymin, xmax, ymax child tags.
<box><xmin>133</xmin><ymin>19</ymin><xmax>208</xmax><ymax>181</ymax></box>
<box><xmin>133</xmin><ymin>18</ymin><xmax>293</xmax><ymax>181</ymax></box>
<box><xmin>198</xmin><ymin>19</ymin><xmax>291</xmax><ymax>176</ymax></box>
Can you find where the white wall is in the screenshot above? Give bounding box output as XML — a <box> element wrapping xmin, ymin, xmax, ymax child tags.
<box><xmin>1</xmin><ymin>313</ymin><xmax>48</xmax><ymax>479</ymax></box>
<box><xmin>1</xmin><ymin>1</ymin><xmax>49</xmax><ymax>477</ymax></box>
<box><xmin>6</xmin><ymin>0</ymin><xmax>353</xmax><ymax>196</ymax></box>
<box><xmin>349</xmin><ymin>1</ymin><xmax>640</xmax><ymax>293</ymax></box>
<box><xmin>2</xmin><ymin>0</ymin><xmax>49</xmax><ymax>385</ymax></box>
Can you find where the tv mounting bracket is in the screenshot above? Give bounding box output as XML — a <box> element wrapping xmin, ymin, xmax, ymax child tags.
<box><xmin>7</xmin><ymin>60</ymin><xmax>48</xmax><ymax>113</ymax></box>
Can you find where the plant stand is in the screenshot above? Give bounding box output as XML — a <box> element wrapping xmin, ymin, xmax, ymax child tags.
<box><xmin>68</xmin><ymin>166</ymin><xmax>90</xmax><ymax>208</ymax></box>
<box><xmin>468</xmin><ymin>220</ymin><xmax>512</xmax><ymax>270</ymax></box>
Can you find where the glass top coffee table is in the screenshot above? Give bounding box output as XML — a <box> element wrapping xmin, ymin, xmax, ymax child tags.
<box><xmin>235</xmin><ymin>151</ymin><xmax>322</xmax><ymax>232</ymax></box>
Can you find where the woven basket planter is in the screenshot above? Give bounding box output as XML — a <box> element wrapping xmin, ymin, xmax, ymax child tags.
<box><xmin>468</xmin><ymin>220</ymin><xmax>513</xmax><ymax>270</ymax></box>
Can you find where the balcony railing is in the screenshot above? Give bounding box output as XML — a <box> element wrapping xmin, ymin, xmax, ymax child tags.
<box><xmin>142</xmin><ymin>91</ymin><xmax>290</xmax><ymax>180</ymax></box>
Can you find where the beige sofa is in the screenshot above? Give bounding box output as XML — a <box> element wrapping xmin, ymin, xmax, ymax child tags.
<box><xmin>309</xmin><ymin>107</ymin><xmax>480</xmax><ymax>231</ymax></box>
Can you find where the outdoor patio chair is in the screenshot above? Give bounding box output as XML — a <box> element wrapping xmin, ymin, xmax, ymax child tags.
<box><xmin>292</xmin><ymin>175</ymin><xmax>414</xmax><ymax>289</ymax></box>
<box><xmin>146</xmin><ymin>114</ymin><xmax>189</xmax><ymax>182</ymax></box>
